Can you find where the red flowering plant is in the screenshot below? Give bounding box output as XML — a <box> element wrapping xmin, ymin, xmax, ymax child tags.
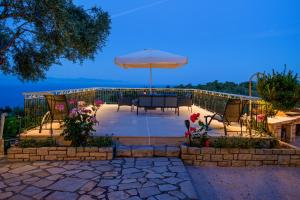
<box><xmin>61</xmin><ymin>107</ymin><xmax>98</xmax><ymax>147</ymax></box>
<box><xmin>184</xmin><ymin>113</ymin><xmax>208</xmax><ymax>146</ymax></box>
<box><xmin>255</xmin><ymin>113</ymin><xmax>267</xmax><ymax>133</ymax></box>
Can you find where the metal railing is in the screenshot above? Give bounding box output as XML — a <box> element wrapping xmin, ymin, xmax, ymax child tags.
<box><xmin>22</xmin><ymin>87</ymin><xmax>261</xmax><ymax>130</ymax></box>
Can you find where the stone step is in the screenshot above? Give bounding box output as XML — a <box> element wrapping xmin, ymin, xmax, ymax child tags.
<box><xmin>116</xmin><ymin>145</ymin><xmax>180</xmax><ymax>158</ymax></box>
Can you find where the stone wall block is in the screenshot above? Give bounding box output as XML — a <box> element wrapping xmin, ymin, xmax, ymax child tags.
<box><xmin>199</xmin><ymin>161</ymin><xmax>218</xmax><ymax>167</ymax></box>
<box><xmin>44</xmin><ymin>155</ymin><xmax>57</xmax><ymax>160</ymax></box>
<box><xmin>37</xmin><ymin>147</ymin><xmax>49</xmax><ymax>156</ymax></box>
<box><xmin>229</xmin><ymin>148</ymin><xmax>239</xmax><ymax>154</ymax></box>
<box><xmin>15</xmin><ymin>153</ymin><xmax>29</xmax><ymax>159</ymax></box>
<box><xmin>239</xmin><ymin>149</ymin><xmax>250</xmax><ymax>154</ymax></box>
<box><xmin>246</xmin><ymin>161</ymin><xmax>262</xmax><ymax>166</ymax></box>
<box><xmin>107</xmin><ymin>153</ymin><xmax>113</xmax><ymax>160</ymax></box>
<box><xmin>166</xmin><ymin>146</ymin><xmax>180</xmax><ymax>157</ymax></box>
<box><xmin>272</xmin><ymin>149</ymin><xmax>282</xmax><ymax>154</ymax></box>
<box><xmin>49</xmin><ymin>150</ymin><xmax>66</xmax><ymax>155</ymax></box>
<box><xmin>84</xmin><ymin>147</ymin><xmax>98</xmax><ymax>152</ymax></box>
<box><xmin>263</xmin><ymin>160</ymin><xmax>276</xmax><ymax>165</ymax></box>
<box><xmin>220</xmin><ymin>148</ymin><xmax>230</xmax><ymax>154</ymax></box>
<box><xmin>196</xmin><ymin>155</ymin><xmax>203</xmax><ymax>160</ymax></box>
<box><xmin>278</xmin><ymin>155</ymin><xmax>290</xmax><ymax>165</ymax></box>
<box><xmin>223</xmin><ymin>154</ymin><xmax>233</xmax><ymax>160</ymax></box>
<box><xmin>56</xmin><ymin>147</ymin><xmax>67</xmax><ymax>150</ymax></box>
<box><xmin>95</xmin><ymin>156</ymin><xmax>106</xmax><ymax>160</ymax></box>
<box><xmin>23</xmin><ymin>148</ymin><xmax>37</xmax><ymax>154</ymax></box>
<box><xmin>180</xmin><ymin>145</ymin><xmax>188</xmax><ymax>154</ymax></box>
<box><xmin>67</xmin><ymin>147</ymin><xmax>76</xmax><ymax>156</ymax></box>
<box><xmin>231</xmin><ymin>160</ymin><xmax>245</xmax><ymax>167</ymax></box>
<box><xmin>29</xmin><ymin>156</ymin><xmax>41</xmax><ymax>161</ymax></box>
<box><xmin>181</xmin><ymin>154</ymin><xmax>196</xmax><ymax>160</ymax></box>
<box><xmin>290</xmin><ymin>159</ymin><xmax>300</xmax><ymax>166</ymax></box>
<box><xmin>76</xmin><ymin>147</ymin><xmax>84</xmax><ymax>152</ymax></box>
<box><xmin>76</xmin><ymin>152</ymin><xmax>89</xmax><ymax>157</ymax></box>
<box><xmin>201</xmin><ymin>147</ymin><xmax>215</xmax><ymax>154</ymax></box>
<box><xmin>202</xmin><ymin>154</ymin><xmax>211</xmax><ymax>161</ymax></box>
<box><xmin>99</xmin><ymin>147</ymin><xmax>113</xmax><ymax>153</ymax></box>
<box><xmin>8</xmin><ymin>147</ymin><xmax>23</xmax><ymax>154</ymax></box>
<box><xmin>238</xmin><ymin>154</ymin><xmax>252</xmax><ymax>160</ymax></box>
<box><xmin>154</xmin><ymin>146</ymin><xmax>166</xmax><ymax>157</ymax></box>
<box><xmin>211</xmin><ymin>154</ymin><xmax>223</xmax><ymax>161</ymax></box>
<box><xmin>280</xmin><ymin>149</ymin><xmax>295</xmax><ymax>155</ymax></box>
<box><xmin>291</xmin><ymin>155</ymin><xmax>300</xmax><ymax>159</ymax></box>
<box><xmin>116</xmin><ymin>146</ymin><xmax>132</xmax><ymax>157</ymax></box>
<box><xmin>89</xmin><ymin>152</ymin><xmax>106</xmax><ymax>157</ymax></box>
<box><xmin>217</xmin><ymin>161</ymin><xmax>231</xmax><ymax>167</ymax></box>
<box><xmin>188</xmin><ymin>147</ymin><xmax>201</xmax><ymax>154</ymax></box>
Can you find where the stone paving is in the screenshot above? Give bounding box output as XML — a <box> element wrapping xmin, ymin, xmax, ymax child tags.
<box><xmin>0</xmin><ymin>158</ymin><xmax>198</xmax><ymax>200</ymax></box>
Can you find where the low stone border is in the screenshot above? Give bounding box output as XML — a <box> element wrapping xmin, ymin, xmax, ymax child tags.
<box><xmin>116</xmin><ymin>145</ymin><xmax>180</xmax><ymax>157</ymax></box>
<box><xmin>7</xmin><ymin>146</ymin><xmax>113</xmax><ymax>161</ymax></box>
<box><xmin>181</xmin><ymin>144</ymin><xmax>300</xmax><ymax>167</ymax></box>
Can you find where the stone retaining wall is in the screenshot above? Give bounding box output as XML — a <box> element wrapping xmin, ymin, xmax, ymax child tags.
<box><xmin>7</xmin><ymin>146</ymin><xmax>113</xmax><ymax>161</ymax></box>
<box><xmin>181</xmin><ymin>145</ymin><xmax>300</xmax><ymax>167</ymax></box>
<box><xmin>116</xmin><ymin>145</ymin><xmax>180</xmax><ymax>157</ymax></box>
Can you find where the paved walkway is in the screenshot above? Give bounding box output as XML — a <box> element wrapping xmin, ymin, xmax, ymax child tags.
<box><xmin>187</xmin><ymin>165</ymin><xmax>300</xmax><ymax>200</ymax></box>
<box><xmin>0</xmin><ymin>158</ymin><xmax>198</xmax><ymax>200</ymax></box>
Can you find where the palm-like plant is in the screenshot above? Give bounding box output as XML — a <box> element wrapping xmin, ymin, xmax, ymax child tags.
<box><xmin>257</xmin><ymin>69</ymin><xmax>299</xmax><ymax>111</ymax></box>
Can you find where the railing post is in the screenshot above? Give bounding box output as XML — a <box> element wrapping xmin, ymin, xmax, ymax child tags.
<box><xmin>0</xmin><ymin>113</ymin><xmax>8</xmax><ymax>156</ymax></box>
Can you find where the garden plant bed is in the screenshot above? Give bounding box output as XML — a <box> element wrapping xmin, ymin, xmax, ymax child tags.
<box><xmin>7</xmin><ymin>146</ymin><xmax>113</xmax><ymax>161</ymax></box>
<box><xmin>180</xmin><ymin>144</ymin><xmax>300</xmax><ymax>167</ymax></box>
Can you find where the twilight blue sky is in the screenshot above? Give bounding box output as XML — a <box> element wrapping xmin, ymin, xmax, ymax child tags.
<box><xmin>2</xmin><ymin>0</ymin><xmax>300</xmax><ymax>86</ymax></box>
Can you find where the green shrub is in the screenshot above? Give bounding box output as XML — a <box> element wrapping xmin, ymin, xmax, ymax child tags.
<box><xmin>257</xmin><ymin>69</ymin><xmax>300</xmax><ymax>111</ymax></box>
<box><xmin>191</xmin><ymin>134</ymin><xmax>209</xmax><ymax>147</ymax></box>
<box><xmin>3</xmin><ymin>116</ymin><xmax>21</xmax><ymax>139</ymax></box>
<box><xmin>210</xmin><ymin>137</ymin><xmax>279</xmax><ymax>149</ymax></box>
<box><xmin>19</xmin><ymin>138</ymin><xmax>57</xmax><ymax>148</ymax></box>
<box><xmin>87</xmin><ymin>136</ymin><xmax>113</xmax><ymax>147</ymax></box>
<box><xmin>190</xmin><ymin>136</ymin><xmax>279</xmax><ymax>149</ymax></box>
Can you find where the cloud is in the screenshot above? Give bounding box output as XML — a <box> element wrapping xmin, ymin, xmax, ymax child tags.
<box><xmin>111</xmin><ymin>0</ymin><xmax>170</xmax><ymax>19</ymax></box>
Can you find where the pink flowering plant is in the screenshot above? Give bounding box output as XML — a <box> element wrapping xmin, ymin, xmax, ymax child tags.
<box><xmin>94</xmin><ymin>99</ymin><xmax>104</xmax><ymax>107</ymax></box>
<box><xmin>55</xmin><ymin>103</ymin><xmax>65</xmax><ymax>112</ymax></box>
<box><xmin>61</xmin><ymin>107</ymin><xmax>98</xmax><ymax>147</ymax></box>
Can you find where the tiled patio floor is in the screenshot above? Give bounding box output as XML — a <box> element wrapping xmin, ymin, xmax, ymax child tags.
<box><xmin>21</xmin><ymin>104</ymin><xmax>267</xmax><ymax>145</ymax></box>
<box><xmin>0</xmin><ymin>158</ymin><xmax>198</xmax><ymax>200</ymax></box>
<box><xmin>95</xmin><ymin>105</ymin><xmax>225</xmax><ymax>137</ymax></box>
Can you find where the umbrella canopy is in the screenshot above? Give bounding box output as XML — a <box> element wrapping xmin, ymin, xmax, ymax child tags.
<box><xmin>115</xmin><ymin>49</ymin><xmax>188</xmax><ymax>92</ymax></box>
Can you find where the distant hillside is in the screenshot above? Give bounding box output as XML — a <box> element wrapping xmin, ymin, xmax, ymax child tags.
<box><xmin>174</xmin><ymin>80</ymin><xmax>258</xmax><ymax>96</ymax></box>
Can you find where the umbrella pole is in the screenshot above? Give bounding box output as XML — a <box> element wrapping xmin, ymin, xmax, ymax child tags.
<box><xmin>150</xmin><ymin>64</ymin><xmax>152</xmax><ymax>94</ymax></box>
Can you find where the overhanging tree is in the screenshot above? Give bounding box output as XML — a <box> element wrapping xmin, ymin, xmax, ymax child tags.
<box><xmin>0</xmin><ymin>0</ymin><xmax>110</xmax><ymax>81</ymax></box>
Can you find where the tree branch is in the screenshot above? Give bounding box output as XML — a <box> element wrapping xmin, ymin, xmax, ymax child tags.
<box><xmin>0</xmin><ymin>29</ymin><xmax>25</xmax><ymax>54</ymax></box>
<box><xmin>0</xmin><ymin>12</ymin><xmax>25</xmax><ymax>19</ymax></box>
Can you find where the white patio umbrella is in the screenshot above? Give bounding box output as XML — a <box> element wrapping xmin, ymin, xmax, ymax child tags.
<box><xmin>115</xmin><ymin>49</ymin><xmax>188</xmax><ymax>93</ymax></box>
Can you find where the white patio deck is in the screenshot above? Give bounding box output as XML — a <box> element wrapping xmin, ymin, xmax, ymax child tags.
<box><xmin>21</xmin><ymin>104</ymin><xmax>260</xmax><ymax>145</ymax></box>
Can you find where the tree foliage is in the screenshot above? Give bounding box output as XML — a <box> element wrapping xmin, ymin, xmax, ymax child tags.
<box><xmin>0</xmin><ymin>0</ymin><xmax>110</xmax><ymax>81</ymax></box>
<box><xmin>256</xmin><ymin>69</ymin><xmax>300</xmax><ymax>111</ymax></box>
<box><xmin>175</xmin><ymin>80</ymin><xmax>256</xmax><ymax>96</ymax></box>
